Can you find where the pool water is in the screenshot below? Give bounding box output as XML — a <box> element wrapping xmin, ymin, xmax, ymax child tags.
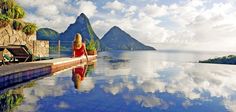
<box><xmin>1</xmin><ymin>51</ymin><xmax>236</xmax><ymax>112</ymax></box>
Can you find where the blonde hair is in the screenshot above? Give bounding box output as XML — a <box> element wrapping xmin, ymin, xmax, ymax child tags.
<box><xmin>74</xmin><ymin>75</ymin><xmax>82</xmax><ymax>89</ymax></box>
<box><xmin>73</xmin><ymin>33</ymin><xmax>83</xmax><ymax>48</ymax></box>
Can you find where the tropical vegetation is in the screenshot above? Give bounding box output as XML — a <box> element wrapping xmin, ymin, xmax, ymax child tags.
<box><xmin>0</xmin><ymin>81</ymin><xmax>35</xmax><ymax>112</ymax></box>
<box><xmin>86</xmin><ymin>38</ymin><xmax>97</xmax><ymax>51</ymax></box>
<box><xmin>36</xmin><ymin>28</ymin><xmax>59</xmax><ymax>41</ymax></box>
<box><xmin>199</xmin><ymin>55</ymin><xmax>236</xmax><ymax>65</ymax></box>
<box><xmin>22</xmin><ymin>23</ymin><xmax>37</xmax><ymax>35</ymax></box>
<box><xmin>0</xmin><ymin>0</ymin><xmax>25</xmax><ymax>19</ymax></box>
<box><xmin>0</xmin><ymin>0</ymin><xmax>37</xmax><ymax>35</ymax></box>
<box><xmin>12</xmin><ymin>20</ymin><xmax>23</xmax><ymax>30</ymax></box>
<box><xmin>86</xmin><ymin>23</ymin><xmax>97</xmax><ymax>51</ymax></box>
<box><xmin>85</xmin><ymin>64</ymin><xmax>96</xmax><ymax>77</ymax></box>
<box><xmin>0</xmin><ymin>14</ymin><xmax>10</xmax><ymax>28</ymax></box>
<box><xmin>0</xmin><ymin>0</ymin><xmax>15</xmax><ymax>12</ymax></box>
<box><xmin>6</xmin><ymin>4</ymin><xmax>25</xmax><ymax>19</ymax></box>
<box><xmin>0</xmin><ymin>89</ymin><xmax>24</xmax><ymax>112</ymax></box>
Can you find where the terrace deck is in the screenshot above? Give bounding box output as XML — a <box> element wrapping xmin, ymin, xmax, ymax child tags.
<box><xmin>0</xmin><ymin>55</ymin><xmax>97</xmax><ymax>90</ymax></box>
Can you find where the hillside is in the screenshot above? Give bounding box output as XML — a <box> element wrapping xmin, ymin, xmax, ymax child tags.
<box><xmin>37</xmin><ymin>28</ymin><xmax>59</xmax><ymax>41</ymax></box>
<box><xmin>101</xmin><ymin>26</ymin><xmax>156</xmax><ymax>51</ymax></box>
<box><xmin>60</xmin><ymin>13</ymin><xmax>100</xmax><ymax>50</ymax></box>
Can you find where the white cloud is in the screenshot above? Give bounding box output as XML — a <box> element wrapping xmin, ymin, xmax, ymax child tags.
<box><xmin>77</xmin><ymin>1</ymin><xmax>97</xmax><ymax>18</ymax></box>
<box><xmin>36</xmin><ymin>5</ymin><xmax>59</xmax><ymax>19</ymax></box>
<box><xmin>16</xmin><ymin>0</ymin><xmax>97</xmax><ymax>32</ymax></box>
<box><xmin>125</xmin><ymin>6</ymin><xmax>137</xmax><ymax>17</ymax></box>
<box><xmin>143</xmin><ymin>4</ymin><xmax>168</xmax><ymax>17</ymax></box>
<box><xmin>93</xmin><ymin>13</ymin><xmax>173</xmax><ymax>45</ymax></box>
<box><xmin>25</xmin><ymin>13</ymin><xmax>75</xmax><ymax>32</ymax></box>
<box><xmin>103</xmin><ymin>0</ymin><xmax>125</xmax><ymax>11</ymax></box>
<box><xmin>16</xmin><ymin>0</ymin><xmax>236</xmax><ymax>51</ymax></box>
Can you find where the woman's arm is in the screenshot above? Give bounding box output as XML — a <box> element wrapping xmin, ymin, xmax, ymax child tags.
<box><xmin>83</xmin><ymin>64</ymin><xmax>88</xmax><ymax>76</ymax></box>
<box><xmin>72</xmin><ymin>44</ymin><xmax>75</xmax><ymax>57</ymax></box>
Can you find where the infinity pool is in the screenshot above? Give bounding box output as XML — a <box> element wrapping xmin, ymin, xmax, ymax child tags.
<box><xmin>1</xmin><ymin>51</ymin><xmax>236</xmax><ymax>112</ymax></box>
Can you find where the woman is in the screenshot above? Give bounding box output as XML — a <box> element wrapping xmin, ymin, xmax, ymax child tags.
<box><xmin>72</xmin><ymin>33</ymin><xmax>88</xmax><ymax>61</ymax></box>
<box><xmin>72</xmin><ymin>65</ymin><xmax>88</xmax><ymax>90</ymax></box>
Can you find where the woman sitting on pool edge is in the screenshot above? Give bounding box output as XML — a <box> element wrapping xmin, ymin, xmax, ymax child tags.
<box><xmin>72</xmin><ymin>33</ymin><xmax>88</xmax><ymax>61</ymax></box>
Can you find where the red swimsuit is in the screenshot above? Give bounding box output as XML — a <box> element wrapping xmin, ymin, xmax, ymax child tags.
<box><xmin>72</xmin><ymin>66</ymin><xmax>86</xmax><ymax>80</ymax></box>
<box><xmin>73</xmin><ymin>44</ymin><xmax>85</xmax><ymax>57</ymax></box>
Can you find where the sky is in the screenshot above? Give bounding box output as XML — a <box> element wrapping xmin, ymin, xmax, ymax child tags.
<box><xmin>16</xmin><ymin>0</ymin><xmax>236</xmax><ymax>52</ymax></box>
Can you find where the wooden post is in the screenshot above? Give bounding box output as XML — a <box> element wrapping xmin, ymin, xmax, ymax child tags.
<box><xmin>33</xmin><ymin>41</ymin><xmax>35</xmax><ymax>56</ymax></box>
<box><xmin>58</xmin><ymin>40</ymin><xmax>61</xmax><ymax>57</ymax></box>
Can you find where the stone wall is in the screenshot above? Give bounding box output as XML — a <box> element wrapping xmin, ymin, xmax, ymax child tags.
<box><xmin>0</xmin><ymin>25</ymin><xmax>49</xmax><ymax>57</ymax></box>
<box><xmin>33</xmin><ymin>40</ymin><xmax>49</xmax><ymax>57</ymax></box>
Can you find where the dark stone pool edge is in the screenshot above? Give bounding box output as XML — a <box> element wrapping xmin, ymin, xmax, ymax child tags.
<box><xmin>0</xmin><ymin>56</ymin><xmax>97</xmax><ymax>91</ymax></box>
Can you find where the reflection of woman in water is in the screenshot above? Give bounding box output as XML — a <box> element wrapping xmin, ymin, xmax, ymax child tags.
<box><xmin>72</xmin><ymin>33</ymin><xmax>88</xmax><ymax>61</ymax></box>
<box><xmin>72</xmin><ymin>65</ymin><xmax>88</xmax><ymax>89</ymax></box>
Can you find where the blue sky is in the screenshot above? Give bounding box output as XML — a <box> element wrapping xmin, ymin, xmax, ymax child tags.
<box><xmin>16</xmin><ymin>0</ymin><xmax>236</xmax><ymax>52</ymax></box>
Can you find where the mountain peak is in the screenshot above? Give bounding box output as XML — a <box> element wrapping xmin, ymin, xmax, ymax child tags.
<box><xmin>110</xmin><ymin>26</ymin><xmax>127</xmax><ymax>34</ymax></box>
<box><xmin>76</xmin><ymin>13</ymin><xmax>89</xmax><ymax>22</ymax></box>
<box><xmin>80</xmin><ymin>13</ymin><xmax>87</xmax><ymax>18</ymax></box>
<box><xmin>110</xmin><ymin>26</ymin><xmax>123</xmax><ymax>31</ymax></box>
<box><xmin>60</xmin><ymin>12</ymin><xmax>100</xmax><ymax>49</ymax></box>
<box><xmin>111</xmin><ymin>26</ymin><xmax>120</xmax><ymax>29</ymax></box>
<box><xmin>101</xmin><ymin>26</ymin><xmax>156</xmax><ymax>51</ymax></box>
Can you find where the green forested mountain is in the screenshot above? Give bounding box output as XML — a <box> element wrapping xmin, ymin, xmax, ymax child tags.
<box><xmin>37</xmin><ymin>28</ymin><xmax>59</xmax><ymax>41</ymax></box>
<box><xmin>101</xmin><ymin>26</ymin><xmax>156</xmax><ymax>51</ymax></box>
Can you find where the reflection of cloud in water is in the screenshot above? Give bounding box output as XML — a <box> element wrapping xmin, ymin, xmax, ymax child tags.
<box><xmin>17</xmin><ymin>71</ymin><xmax>71</xmax><ymax>112</ymax></box>
<box><xmin>97</xmin><ymin>55</ymin><xmax>236</xmax><ymax>110</ymax></box>
<box><xmin>224</xmin><ymin>99</ymin><xmax>236</xmax><ymax>112</ymax></box>
<box><xmin>135</xmin><ymin>95</ymin><xmax>161</xmax><ymax>107</ymax></box>
<box><xmin>134</xmin><ymin>95</ymin><xmax>169</xmax><ymax>109</ymax></box>
<box><xmin>103</xmin><ymin>77</ymin><xmax>135</xmax><ymax>95</ymax></box>
<box><xmin>54</xmin><ymin>101</ymin><xmax>69</xmax><ymax>109</ymax></box>
<box><xmin>78</xmin><ymin>77</ymin><xmax>95</xmax><ymax>93</ymax></box>
<box><xmin>182</xmin><ymin>100</ymin><xmax>193</xmax><ymax>108</ymax></box>
<box><xmin>14</xmin><ymin>52</ymin><xmax>236</xmax><ymax>111</ymax></box>
<box><xmin>17</xmin><ymin>85</ymin><xmax>67</xmax><ymax>112</ymax></box>
<box><xmin>139</xmin><ymin>78</ymin><xmax>165</xmax><ymax>93</ymax></box>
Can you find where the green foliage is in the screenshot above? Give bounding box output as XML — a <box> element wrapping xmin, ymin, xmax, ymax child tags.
<box><xmin>86</xmin><ymin>23</ymin><xmax>97</xmax><ymax>51</ymax></box>
<box><xmin>85</xmin><ymin>64</ymin><xmax>95</xmax><ymax>77</ymax></box>
<box><xmin>0</xmin><ymin>0</ymin><xmax>15</xmax><ymax>12</ymax></box>
<box><xmin>13</xmin><ymin>20</ymin><xmax>23</xmax><ymax>30</ymax></box>
<box><xmin>0</xmin><ymin>0</ymin><xmax>25</xmax><ymax>19</ymax></box>
<box><xmin>199</xmin><ymin>55</ymin><xmax>236</xmax><ymax>65</ymax></box>
<box><xmin>36</xmin><ymin>28</ymin><xmax>59</xmax><ymax>41</ymax></box>
<box><xmin>5</xmin><ymin>0</ymin><xmax>15</xmax><ymax>9</ymax></box>
<box><xmin>22</xmin><ymin>23</ymin><xmax>37</xmax><ymax>35</ymax></box>
<box><xmin>0</xmin><ymin>90</ymin><xmax>24</xmax><ymax>112</ymax></box>
<box><xmin>87</xmin><ymin>23</ymin><xmax>94</xmax><ymax>40</ymax></box>
<box><xmin>86</xmin><ymin>38</ymin><xmax>97</xmax><ymax>51</ymax></box>
<box><xmin>42</xmin><ymin>29</ymin><xmax>58</xmax><ymax>37</ymax></box>
<box><xmin>0</xmin><ymin>14</ymin><xmax>10</xmax><ymax>28</ymax></box>
<box><xmin>6</xmin><ymin>5</ymin><xmax>25</xmax><ymax>19</ymax></box>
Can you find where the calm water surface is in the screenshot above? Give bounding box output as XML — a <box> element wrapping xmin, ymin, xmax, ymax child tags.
<box><xmin>1</xmin><ymin>51</ymin><xmax>236</xmax><ymax>112</ymax></box>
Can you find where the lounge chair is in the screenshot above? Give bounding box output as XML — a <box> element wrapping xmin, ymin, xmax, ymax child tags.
<box><xmin>0</xmin><ymin>47</ymin><xmax>6</xmax><ymax>65</ymax></box>
<box><xmin>6</xmin><ymin>45</ymin><xmax>33</xmax><ymax>62</ymax></box>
